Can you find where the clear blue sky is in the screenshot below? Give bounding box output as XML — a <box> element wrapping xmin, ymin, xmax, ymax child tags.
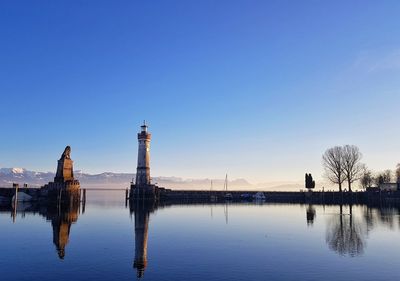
<box><xmin>1</xmin><ymin>1</ymin><xmax>399</xmax><ymax>183</ymax></box>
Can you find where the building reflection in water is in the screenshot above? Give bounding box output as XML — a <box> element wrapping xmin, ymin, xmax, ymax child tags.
<box><xmin>325</xmin><ymin>205</ymin><xmax>366</xmax><ymax>257</ymax></box>
<box><xmin>129</xmin><ymin>200</ymin><xmax>157</xmax><ymax>279</ymax></box>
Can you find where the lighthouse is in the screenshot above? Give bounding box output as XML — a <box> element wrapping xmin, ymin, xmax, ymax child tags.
<box><xmin>130</xmin><ymin>121</ymin><xmax>158</xmax><ymax>200</ymax></box>
<box><xmin>135</xmin><ymin>121</ymin><xmax>151</xmax><ymax>186</ymax></box>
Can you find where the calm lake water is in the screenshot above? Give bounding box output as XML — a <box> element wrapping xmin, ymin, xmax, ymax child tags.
<box><xmin>1</xmin><ymin>190</ymin><xmax>400</xmax><ymax>281</ymax></box>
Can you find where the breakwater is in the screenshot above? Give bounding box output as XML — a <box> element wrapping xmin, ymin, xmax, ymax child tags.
<box><xmin>0</xmin><ymin>187</ymin><xmax>39</xmax><ymax>198</ymax></box>
<box><xmin>0</xmin><ymin>186</ymin><xmax>85</xmax><ymax>206</ymax></box>
<box><xmin>153</xmin><ymin>189</ymin><xmax>400</xmax><ymax>205</ymax></box>
<box><xmin>2</xmin><ymin>186</ymin><xmax>400</xmax><ymax>206</ymax></box>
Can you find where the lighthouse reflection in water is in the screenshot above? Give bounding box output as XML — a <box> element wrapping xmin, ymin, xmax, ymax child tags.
<box><xmin>130</xmin><ymin>200</ymin><xmax>155</xmax><ymax>278</ymax></box>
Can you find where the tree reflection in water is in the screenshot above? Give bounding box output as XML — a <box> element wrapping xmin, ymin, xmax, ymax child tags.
<box><xmin>306</xmin><ymin>204</ymin><xmax>316</xmax><ymax>226</ymax></box>
<box><xmin>325</xmin><ymin>205</ymin><xmax>366</xmax><ymax>257</ymax></box>
<box><xmin>362</xmin><ymin>204</ymin><xmax>400</xmax><ymax>232</ymax></box>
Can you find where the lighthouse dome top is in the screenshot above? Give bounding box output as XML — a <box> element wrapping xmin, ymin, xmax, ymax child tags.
<box><xmin>140</xmin><ymin>120</ymin><xmax>148</xmax><ymax>133</ymax></box>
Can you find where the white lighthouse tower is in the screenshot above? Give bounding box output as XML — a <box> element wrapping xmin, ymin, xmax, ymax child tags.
<box><xmin>136</xmin><ymin>121</ymin><xmax>151</xmax><ymax>186</ymax></box>
<box><xmin>130</xmin><ymin>121</ymin><xmax>158</xmax><ymax>200</ymax></box>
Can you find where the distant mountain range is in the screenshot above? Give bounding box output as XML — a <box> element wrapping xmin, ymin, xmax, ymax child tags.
<box><xmin>0</xmin><ymin>167</ymin><xmax>303</xmax><ymax>191</ymax></box>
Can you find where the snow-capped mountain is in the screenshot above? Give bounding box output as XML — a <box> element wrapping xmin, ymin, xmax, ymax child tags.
<box><xmin>0</xmin><ymin>167</ymin><xmax>303</xmax><ymax>190</ymax></box>
<box><xmin>0</xmin><ymin>168</ymin><xmax>26</xmax><ymax>174</ymax></box>
<box><xmin>0</xmin><ymin>167</ymin><xmax>256</xmax><ymax>189</ymax></box>
<box><xmin>0</xmin><ymin>167</ymin><xmax>54</xmax><ymax>186</ymax></box>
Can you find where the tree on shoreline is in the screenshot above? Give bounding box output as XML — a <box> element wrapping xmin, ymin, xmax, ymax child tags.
<box><xmin>305</xmin><ymin>173</ymin><xmax>316</xmax><ymax>190</ymax></box>
<box><xmin>322</xmin><ymin>146</ymin><xmax>346</xmax><ymax>192</ymax></box>
<box><xmin>323</xmin><ymin>145</ymin><xmax>363</xmax><ymax>192</ymax></box>
<box><xmin>396</xmin><ymin>164</ymin><xmax>400</xmax><ymax>183</ymax></box>
<box><xmin>360</xmin><ymin>165</ymin><xmax>373</xmax><ymax>190</ymax></box>
<box><xmin>342</xmin><ymin>145</ymin><xmax>363</xmax><ymax>192</ymax></box>
<box><xmin>375</xmin><ymin>170</ymin><xmax>392</xmax><ymax>186</ymax></box>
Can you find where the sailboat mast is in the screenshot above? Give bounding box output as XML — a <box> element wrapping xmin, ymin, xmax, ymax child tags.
<box><xmin>225</xmin><ymin>174</ymin><xmax>228</xmax><ymax>191</ymax></box>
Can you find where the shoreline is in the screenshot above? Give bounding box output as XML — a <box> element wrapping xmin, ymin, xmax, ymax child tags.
<box><xmin>2</xmin><ymin>186</ymin><xmax>400</xmax><ymax>206</ymax></box>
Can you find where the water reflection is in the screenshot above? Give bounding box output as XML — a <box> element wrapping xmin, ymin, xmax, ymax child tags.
<box><xmin>1</xmin><ymin>200</ymin><xmax>81</xmax><ymax>259</ymax></box>
<box><xmin>324</xmin><ymin>204</ymin><xmax>400</xmax><ymax>257</ymax></box>
<box><xmin>129</xmin><ymin>200</ymin><xmax>157</xmax><ymax>279</ymax></box>
<box><xmin>325</xmin><ymin>205</ymin><xmax>366</xmax><ymax>257</ymax></box>
<box><xmin>362</xmin><ymin>204</ymin><xmax>400</xmax><ymax>231</ymax></box>
<box><xmin>306</xmin><ymin>204</ymin><xmax>316</xmax><ymax>226</ymax></box>
<box><xmin>45</xmin><ymin>202</ymin><xmax>80</xmax><ymax>259</ymax></box>
<box><xmin>3</xmin><ymin>194</ymin><xmax>400</xmax><ymax>280</ymax></box>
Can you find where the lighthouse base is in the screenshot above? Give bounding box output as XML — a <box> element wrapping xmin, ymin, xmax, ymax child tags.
<box><xmin>130</xmin><ymin>183</ymin><xmax>159</xmax><ymax>201</ymax></box>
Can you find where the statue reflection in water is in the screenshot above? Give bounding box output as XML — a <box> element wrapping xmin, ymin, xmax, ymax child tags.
<box><xmin>325</xmin><ymin>204</ymin><xmax>366</xmax><ymax>257</ymax></box>
<box><xmin>6</xmin><ymin>198</ymin><xmax>81</xmax><ymax>260</ymax></box>
<box><xmin>129</xmin><ymin>200</ymin><xmax>157</xmax><ymax>279</ymax></box>
<box><xmin>45</xmin><ymin>200</ymin><xmax>80</xmax><ymax>259</ymax></box>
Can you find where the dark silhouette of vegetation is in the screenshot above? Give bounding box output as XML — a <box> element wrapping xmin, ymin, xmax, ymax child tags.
<box><xmin>375</xmin><ymin>170</ymin><xmax>392</xmax><ymax>186</ymax></box>
<box><xmin>322</xmin><ymin>146</ymin><xmax>346</xmax><ymax>192</ymax></box>
<box><xmin>396</xmin><ymin>163</ymin><xmax>400</xmax><ymax>183</ymax></box>
<box><xmin>360</xmin><ymin>165</ymin><xmax>374</xmax><ymax>190</ymax></box>
<box><xmin>342</xmin><ymin>145</ymin><xmax>363</xmax><ymax>192</ymax></box>
<box><xmin>323</xmin><ymin>145</ymin><xmax>363</xmax><ymax>192</ymax></box>
<box><xmin>305</xmin><ymin>173</ymin><xmax>315</xmax><ymax>190</ymax></box>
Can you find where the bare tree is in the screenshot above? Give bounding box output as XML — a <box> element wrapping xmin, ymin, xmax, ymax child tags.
<box><xmin>322</xmin><ymin>146</ymin><xmax>346</xmax><ymax>192</ymax></box>
<box><xmin>342</xmin><ymin>145</ymin><xmax>363</xmax><ymax>192</ymax></box>
<box><xmin>396</xmin><ymin>163</ymin><xmax>400</xmax><ymax>183</ymax></box>
<box><xmin>360</xmin><ymin>165</ymin><xmax>373</xmax><ymax>190</ymax></box>
<box><xmin>374</xmin><ymin>170</ymin><xmax>392</xmax><ymax>186</ymax></box>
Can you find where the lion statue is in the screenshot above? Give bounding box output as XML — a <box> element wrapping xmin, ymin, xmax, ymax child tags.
<box><xmin>61</xmin><ymin>146</ymin><xmax>71</xmax><ymax>159</ymax></box>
